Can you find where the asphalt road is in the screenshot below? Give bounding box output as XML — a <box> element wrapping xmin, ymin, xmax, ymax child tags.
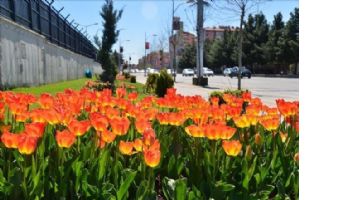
<box><xmin>133</xmin><ymin>73</ymin><xmax>299</xmax><ymax>106</ymax></box>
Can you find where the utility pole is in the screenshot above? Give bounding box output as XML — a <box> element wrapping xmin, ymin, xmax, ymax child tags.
<box><xmin>144</xmin><ymin>32</ymin><xmax>147</xmax><ymax>76</ymax></box>
<box><xmin>196</xmin><ymin>0</ymin><xmax>204</xmax><ymax>80</ymax></box>
<box><xmin>172</xmin><ymin>0</ymin><xmax>176</xmax><ymax>82</ymax></box>
<box><xmin>237</xmin><ymin>3</ymin><xmax>245</xmax><ymax>90</ymax></box>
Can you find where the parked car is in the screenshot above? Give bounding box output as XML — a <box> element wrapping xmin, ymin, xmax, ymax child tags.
<box><xmin>229</xmin><ymin>67</ymin><xmax>252</xmax><ymax>78</ymax></box>
<box><xmin>182</xmin><ymin>68</ymin><xmax>195</xmax><ymax>76</ymax></box>
<box><xmin>203</xmin><ymin>67</ymin><xmax>214</xmax><ymax>77</ymax></box>
<box><xmin>223</xmin><ymin>68</ymin><xmax>232</xmax><ymax>76</ymax></box>
<box><xmin>147</xmin><ymin>68</ymin><xmax>159</xmax><ymax>74</ymax></box>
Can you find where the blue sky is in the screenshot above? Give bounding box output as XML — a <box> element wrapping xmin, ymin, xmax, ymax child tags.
<box><xmin>53</xmin><ymin>0</ymin><xmax>298</xmax><ymax>64</ymax></box>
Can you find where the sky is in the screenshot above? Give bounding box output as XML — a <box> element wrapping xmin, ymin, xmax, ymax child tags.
<box><xmin>53</xmin><ymin>0</ymin><xmax>299</xmax><ymax>64</ymax></box>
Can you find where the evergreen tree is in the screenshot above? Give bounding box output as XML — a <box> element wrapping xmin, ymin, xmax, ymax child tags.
<box><xmin>251</xmin><ymin>13</ymin><xmax>269</xmax><ymax>68</ymax></box>
<box><xmin>279</xmin><ymin>8</ymin><xmax>299</xmax><ymax>72</ymax></box>
<box><xmin>178</xmin><ymin>44</ymin><xmax>196</xmax><ymax>70</ymax></box>
<box><xmin>266</xmin><ymin>12</ymin><xmax>285</xmax><ymax>66</ymax></box>
<box><xmin>97</xmin><ymin>0</ymin><xmax>123</xmax><ymax>86</ymax></box>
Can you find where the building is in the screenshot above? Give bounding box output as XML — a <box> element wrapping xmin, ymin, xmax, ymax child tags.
<box><xmin>204</xmin><ymin>26</ymin><xmax>238</xmax><ymax>41</ymax></box>
<box><xmin>138</xmin><ymin>51</ymin><xmax>171</xmax><ymax>70</ymax></box>
<box><xmin>169</xmin><ymin>31</ymin><xmax>196</xmax><ymax>68</ymax></box>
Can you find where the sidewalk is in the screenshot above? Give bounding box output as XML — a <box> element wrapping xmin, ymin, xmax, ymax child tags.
<box><xmin>132</xmin><ymin>73</ymin><xmax>299</xmax><ymax>106</ymax></box>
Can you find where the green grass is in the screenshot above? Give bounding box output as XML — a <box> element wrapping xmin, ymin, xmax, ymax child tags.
<box><xmin>10</xmin><ymin>77</ymin><xmax>151</xmax><ymax>100</ymax></box>
<box><xmin>11</xmin><ymin>78</ymin><xmax>91</xmax><ymax>96</ymax></box>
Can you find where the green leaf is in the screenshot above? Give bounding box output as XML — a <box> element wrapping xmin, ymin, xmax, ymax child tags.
<box><xmin>168</xmin><ymin>155</ymin><xmax>176</xmax><ymax>176</ymax></box>
<box><xmin>215</xmin><ymin>181</ymin><xmax>235</xmax><ymax>192</ymax></box>
<box><xmin>116</xmin><ymin>169</ymin><xmax>137</xmax><ymax>200</ymax></box>
<box><xmin>98</xmin><ymin>149</ymin><xmax>109</xmax><ymax>181</ymax></box>
<box><xmin>254</xmin><ymin>173</ymin><xmax>261</xmax><ymax>186</ymax></box>
<box><xmin>175</xmin><ymin>178</ymin><xmax>187</xmax><ymax>200</ymax></box>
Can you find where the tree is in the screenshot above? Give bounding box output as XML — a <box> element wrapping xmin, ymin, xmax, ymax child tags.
<box><xmin>279</xmin><ymin>8</ymin><xmax>299</xmax><ymax>74</ymax></box>
<box><xmin>267</xmin><ymin>12</ymin><xmax>285</xmax><ymax>65</ymax></box>
<box><xmin>97</xmin><ymin>0</ymin><xmax>123</xmax><ymax>86</ymax></box>
<box><xmin>178</xmin><ymin>44</ymin><xmax>196</xmax><ymax>70</ymax></box>
<box><xmin>250</xmin><ymin>13</ymin><xmax>269</xmax><ymax>68</ymax></box>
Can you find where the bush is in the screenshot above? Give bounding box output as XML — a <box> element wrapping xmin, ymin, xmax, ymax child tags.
<box><xmin>145</xmin><ymin>73</ymin><xmax>159</xmax><ymax>93</ymax></box>
<box><xmin>155</xmin><ymin>70</ymin><xmax>174</xmax><ymax>97</ymax></box>
<box><xmin>130</xmin><ymin>75</ymin><xmax>136</xmax><ymax>83</ymax></box>
<box><xmin>123</xmin><ymin>72</ymin><xmax>131</xmax><ymax>79</ymax></box>
<box><xmin>209</xmin><ymin>89</ymin><xmax>243</xmax><ymax>105</ymax></box>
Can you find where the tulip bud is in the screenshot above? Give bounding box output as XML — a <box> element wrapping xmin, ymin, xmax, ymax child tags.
<box><xmin>255</xmin><ymin>133</ymin><xmax>262</xmax><ymax>146</ymax></box>
<box><xmin>245</xmin><ymin>145</ymin><xmax>252</xmax><ymax>160</ymax></box>
<box><xmin>294</xmin><ymin>152</ymin><xmax>299</xmax><ymax>164</ymax></box>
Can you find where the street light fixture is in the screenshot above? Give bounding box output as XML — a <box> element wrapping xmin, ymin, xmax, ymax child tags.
<box><xmin>171</xmin><ymin>0</ymin><xmax>185</xmax><ymax>82</ymax></box>
<box><xmin>144</xmin><ymin>33</ymin><xmax>158</xmax><ymax>77</ymax></box>
<box><xmin>118</xmin><ymin>39</ymin><xmax>130</xmax><ymax>74</ymax></box>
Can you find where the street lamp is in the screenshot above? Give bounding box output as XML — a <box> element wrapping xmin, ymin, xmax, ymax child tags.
<box><xmin>171</xmin><ymin>0</ymin><xmax>185</xmax><ymax>82</ymax></box>
<box><xmin>118</xmin><ymin>39</ymin><xmax>130</xmax><ymax>74</ymax></box>
<box><xmin>74</xmin><ymin>22</ymin><xmax>98</xmax><ymax>34</ymax></box>
<box><xmin>144</xmin><ymin>33</ymin><xmax>158</xmax><ymax>77</ymax></box>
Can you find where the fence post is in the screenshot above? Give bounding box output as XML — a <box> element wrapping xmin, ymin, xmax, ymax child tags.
<box><xmin>37</xmin><ymin>0</ymin><xmax>41</xmax><ymax>33</ymax></box>
<box><xmin>28</xmin><ymin>0</ymin><xmax>33</xmax><ymax>29</ymax></box>
<box><xmin>48</xmin><ymin>3</ymin><xmax>52</xmax><ymax>41</ymax></box>
<box><xmin>10</xmin><ymin>0</ymin><xmax>16</xmax><ymax>21</ymax></box>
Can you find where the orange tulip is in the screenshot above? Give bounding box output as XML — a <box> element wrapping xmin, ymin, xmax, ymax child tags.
<box><xmin>8</xmin><ymin>103</ymin><xmax>27</xmax><ymax>116</ymax></box>
<box><xmin>25</xmin><ymin>122</ymin><xmax>46</xmax><ymax>138</ymax></box>
<box><xmin>276</xmin><ymin>99</ymin><xmax>298</xmax><ymax>117</ymax></box>
<box><xmin>1</xmin><ymin>130</ymin><xmax>20</xmax><ymax>148</ymax></box>
<box><xmin>43</xmin><ymin>109</ymin><xmax>60</xmax><ymax>125</ymax></box>
<box><xmin>38</xmin><ymin>93</ymin><xmax>54</xmax><ymax>109</ymax></box>
<box><xmin>234</xmin><ymin>115</ymin><xmax>251</xmax><ymax>128</ymax></box>
<box><xmin>185</xmin><ymin>125</ymin><xmax>205</xmax><ymax>138</ymax></box>
<box><xmin>259</xmin><ymin>116</ymin><xmax>280</xmax><ymax>131</ymax></box>
<box><xmin>222</xmin><ymin>140</ymin><xmax>242</xmax><ymax>156</ymax></box>
<box><xmin>116</xmin><ymin>88</ymin><xmax>126</xmax><ymax>98</ymax></box>
<box><xmin>294</xmin><ymin>152</ymin><xmax>299</xmax><ymax>164</ymax></box>
<box><xmin>68</xmin><ymin>120</ymin><xmax>91</xmax><ymax>136</ymax></box>
<box><xmin>16</xmin><ymin>112</ymin><xmax>29</xmax><ymax>122</ymax></box>
<box><xmin>30</xmin><ymin>109</ymin><xmax>46</xmax><ymax>123</ymax></box>
<box><xmin>56</xmin><ymin>130</ymin><xmax>76</xmax><ymax>148</ymax></box>
<box><xmin>133</xmin><ymin>138</ymin><xmax>143</xmax><ymax>152</ymax></box>
<box><xmin>144</xmin><ymin>149</ymin><xmax>161</xmax><ymax>168</ymax></box>
<box><xmin>242</xmin><ymin>91</ymin><xmax>252</xmax><ymax>103</ymax></box>
<box><xmin>96</xmin><ymin>138</ymin><xmax>106</xmax><ymax>149</ymax></box>
<box><xmin>100</xmin><ymin>129</ymin><xmax>116</xmax><ymax>143</ymax></box>
<box><xmin>142</xmin><ymin>128</ymin><xmax>156</xmax><ymax>147</ymax></box>
<box><xmin>280</xmin><ymin>132</ymin><xmax>288</xmax><ymax>143</ymax></box>
<box><xmin>135</xmin><ymin>119</ymin><xmax>152</xmax><ymax>134</ymax></box>
<box><xmin>105</xmin><ymin>107</ymin><xmax>120</xmax><ymax>120</ymax></box>
<box><xmin>255</xmin><ymin>133</ymin><xmax>262</xmax><ymax>145</ymax></box>
<box><xmin>17</xmin><ymin>134</ymin><xmax>38</xmax><ymax>155</ymax></box>
<box><xmin>210</xmin><ymin>97</ymin><xmax>219</xmax><ymax>107</ymax></box>
<box><xmin>119</xmin><ymin>141</ymin><xmax>133</xmax><ymax>155</ymax></box>
<box><xmin>110</xmin><ymin>117</ymin><xmax>130</xmax><ymax>136</ymax></box>
<box><xmin>90</xmin><ymin>112</ymin><xmax>109</xmax><ymax>132</ymax></box>
<box><xmin>128</xmin><ymin>92</ymin><xmax>138</xmax><ymax>101</ymax></box>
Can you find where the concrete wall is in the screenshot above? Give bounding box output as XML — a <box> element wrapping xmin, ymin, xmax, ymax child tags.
<box><xmin>0</xmin><ymin>16</ymin><xmax>102</xmax><ymax>88</ymax></box>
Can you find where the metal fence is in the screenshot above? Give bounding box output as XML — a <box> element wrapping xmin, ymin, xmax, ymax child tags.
<box><xmin>0</xmin><ymin>0</ymin><xmax>97</xmax><ymax>59</ymax></box>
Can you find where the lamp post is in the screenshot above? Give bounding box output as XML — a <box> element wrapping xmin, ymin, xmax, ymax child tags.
<box><xmin>144</xmin><ymin>33</ymin><xmax>157</xmax><ymax>76</ymax></box>
<box><xmin>74</xmin><ymin>22</ymin><xmax>98</xmax><ymax>38</ymax></box>
<box><xmin>171</xmin><ymin>0</ymin><xmax>184</xmax><ymax>82</ymax></box>
<box><xmin>118</xmin><ymin>39</ymin><xmax>130</xmax><ymax>74</ymax></box>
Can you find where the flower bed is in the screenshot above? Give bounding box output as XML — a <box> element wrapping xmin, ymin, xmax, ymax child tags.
<box><xmin>0</xmin><ymin>88</ymin><xmax>299</xmax><ymax>199</ymax></box>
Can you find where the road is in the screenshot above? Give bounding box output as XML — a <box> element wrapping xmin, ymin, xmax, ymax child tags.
<box><xmin>132</xmin><ymin>73</ymin><xmax>299</xmax><ymax>106</ymax></box>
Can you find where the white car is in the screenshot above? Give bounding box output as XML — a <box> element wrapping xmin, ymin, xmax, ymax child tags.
<box><xmin>203</xmin><ymin>68</ymin><xmax>214</xmax><ymax>77</ymax></box>
<box><xmin>182</xmin><ymin>68</ymin><xmax>194</xmax><ymax>76</ymax></box>
<box><xmin>223</xmin><ymin>68</ymin><xmax>232</xmax><ymax>76</ymax></box>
